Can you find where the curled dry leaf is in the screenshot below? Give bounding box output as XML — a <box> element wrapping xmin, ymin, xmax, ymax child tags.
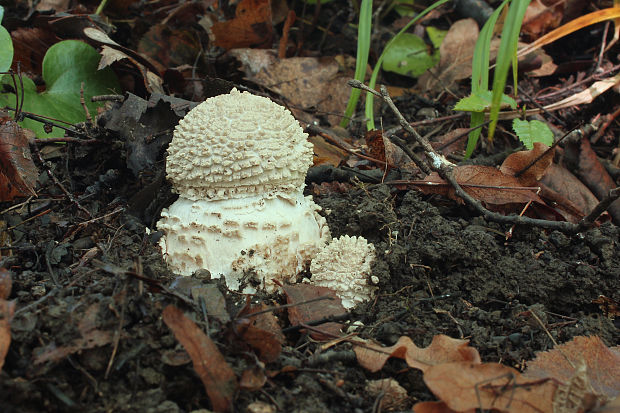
<box><xmin>353</xmin><ymin>334</ymin><xmax>480</xmax><ymax>373</ymax></box>
<box><xmin>0</xmin><ymin>120</ymin><xmax>38</xmax><ymax>202</ymax></box>
<box><xmin>163</xmin><ymin>305</ymin><xmax>237</xmax><ymax>412</ymax></box>
<box><xmin>499</xmin><ymin>142</ymin><xmax>554</xmax><ymax>186</ymax></box>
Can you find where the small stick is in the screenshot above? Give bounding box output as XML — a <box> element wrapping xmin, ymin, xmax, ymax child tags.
<box><xmin>80</xmin><ymin>82</ymin><xmax>93</xmax><ymax>127</ymax></box>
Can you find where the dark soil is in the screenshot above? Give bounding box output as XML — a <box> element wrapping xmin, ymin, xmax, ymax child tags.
<box><xmin>0</xmin><ymin>140</ymin><xmax>618</xmax><ymax>412</ymax></box>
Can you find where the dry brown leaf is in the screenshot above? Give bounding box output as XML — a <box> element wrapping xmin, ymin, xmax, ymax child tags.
<box><xmin>541</xmin><ymin>163</ymin><xmax>599</xmax><ymax>216</ymax></box>
<box><xmin>414</xmin><ymin>165</ymin><xmax>544</xmax><ymax>207</ymax></box>
<box><xmin>0</xmin><ymin>120</ymin><xmax>38</xmax><ymax>201</ymax></box>
<box><xmin>309</xmin><ymin>135</ymin><xmax>348</xmax><ymax>167</ymax></box>
<box><xmin>229</xmin><ymin>49</ymin><xmax>351</xmax><ymax>126</ymax></box>
<box><xmin>592</xmin><ymin>296</ymin><xmax>620</xmax><ymax>320</ymax></box>
<box><xmin>500</xmin><ymin>142</ymin><xmax>554</xmax><ymax>186</ymax></box>
<box><xmin>10</xmin><ymin>27</ymin><xmax>59</xmax><ymax>75</ymax></box>
<box><xmin>0</xmin><ymin>298</ymin><xmax>15</xmax><ymax>372</ymax></box>
<box><xmin>523</xmin><ymin>336</ymin><xmax>620</xmax><ymax>400</ymax></box>
<box><xmin>423</xmin><ymin>361</ymin><xmax>557</xmax><ymax>412</ymax></box>
<box><xmin>33</xmin><ymin>303</ymin><xmax>113</xmax><ymax>365</ymax></box>
<box><xmin>431</xmin><ymin>128</ymin><xmax>468</xmax><ymax>156</ymax></box>
<box><xmin>413</xmin><ymin>400</ymin><xmax>474</xmax><ymax>413</ymax></box>
<box><xmin>353</xmin><ymin>334</ymin><xmax>480</xmax><ymax>373</ymax></box>
<box><xmin>210</xmin><ymin>0</ymin><xmax>273</xmax><ymax>50</ymax></box>
<box><xmin>365</xmin><ymin>378</ymin><xmax>410</xmax><ymax>411</ymax></box>
<box><xmin>233</xmin><ymin>302</ymin><xmax>284</xmax><ymax>363</ymax></box>
<box><xmin>522</xmin><ymin>0</ymin><xmax>564</xmax><ymax>40</ymax></box>
<box><xmin>417</xmin><ymin>19</ymin><xmax>478</xmax><ymax>93</ymax></box>
<box><xmin>0</xmin><ymin>268</ymin><xmax>11</xmax><ymax>300</ymax></box>
<box><xmin>282</xmin><ymin>284</ymin><xmax>346</xmax><ymax>340</ymax></box>
<box><xmin>163</xmin><ymin>305</ymin><xmax>237</xmax><ymax>412</ymax></box>
<box><xmin>240</xmin><ymin>365</ymin><xmax>267</xmax><ymax>391</ymax></box>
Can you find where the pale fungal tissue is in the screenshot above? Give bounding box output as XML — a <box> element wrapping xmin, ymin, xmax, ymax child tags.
<box><xmin>309</xmin><ymin>235</ymin><xmax>377</xmax><ymax>309</ymax></box>
<box><xmin>157</xmin><ymin>88</ymin><xmax>330</xmax><ymax>291</ymax></box>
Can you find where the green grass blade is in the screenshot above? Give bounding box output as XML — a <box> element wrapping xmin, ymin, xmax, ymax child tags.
<box><xmin>340</xmin><ymin>0</ymin><xmax>373</xmax><ymax>128</ymax></box>
<box><xmin>465</xmin><ymin>0</ymin><xmax>509</xmax><ymax>158</ymax></box>
<box><xmin>487</xmin><ymin>0</ymin><xmax>530</xmax><ymax>140</ymax></box>
<box><xmin>365</xmin><ymin>0</ymin><xmax>450</xmax><ymax>130</ymax></box>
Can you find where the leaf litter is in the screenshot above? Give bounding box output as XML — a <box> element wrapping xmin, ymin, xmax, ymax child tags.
<box><xmin>0</xmin><ymin>0</ymin><xmax>619</xmax><ymax>411</ymax></box>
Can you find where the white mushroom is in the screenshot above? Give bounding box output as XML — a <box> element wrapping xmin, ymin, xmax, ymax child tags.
<box><xmin>309</xmin><ymin>235</ymin><xmax>377</xmax><ymax>309</ymax></box>
<box><xmin>157</xmin><ymin>88</ymin><xmax>330</xmax><ymax>291</ymax></box>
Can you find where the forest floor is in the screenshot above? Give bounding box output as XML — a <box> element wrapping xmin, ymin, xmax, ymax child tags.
<box><xmin>0</xmin><ymin>0</ymin><xmax>619</xmax><ymax>412</ymax></box>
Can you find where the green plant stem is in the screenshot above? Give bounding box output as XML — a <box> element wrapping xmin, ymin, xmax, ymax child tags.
<box><xmin>95</xmin><ymin>0</ymin><xmax>109</xmax><ymax>15</ymax></box>
<box><xmin>340</xmin><ymin>0</ymin><xmax>372</xmax><ymax>128</ymax></box>
<box><xmin>365</xmin><ymin>0</ymin><xmax>450</xmax><ymax>130</ymax></box>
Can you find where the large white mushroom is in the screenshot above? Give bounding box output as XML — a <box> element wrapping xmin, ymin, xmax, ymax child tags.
<box><xmin>157</xmin><ymin>88</ymin><xmax>330</xmax><ymax>291</ymax></box>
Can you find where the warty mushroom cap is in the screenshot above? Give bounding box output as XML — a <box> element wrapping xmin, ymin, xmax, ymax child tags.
<box><xmin>166</xmin><ymin>88</ymin><xmax>313</xmax><ymax>201</ymax></box>
<box><xmin>309</xmin><ymin>235</ymin><xmax>377</xmax><ymax>309</ymax></box>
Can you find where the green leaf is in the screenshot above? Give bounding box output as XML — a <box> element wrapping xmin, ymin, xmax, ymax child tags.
<box><xmin>0</xmin><ymin>5</ymin><xmax>4</xmax><ymax>22</ymax></box>
<box><xmin>426</xmin><ymin>26</ymin><xmax>447</xmax><ymax>49</ymax></box>
<box><xmin>382</xmin><ymin>33</ymin><xmax>439</xmax><ymax>77</ymax></box>
<box><xmin>454</xmin><ymin>90</ymin><xmax>516</xmax><ymax>112</ymax></box>
<box><xmin>0</xmin><ymin>40</ymin><xmax>119</xmax><ymax>137</ymax></box>
<box><xmin>512</xmin><ymin>119</ymin><xmax>554</xmax><ymax>149</ymax></box>
<box><xmin>0</xmin><ymin>25</ymin><xmax>12</xmax><ymax>72</ymax></box>
<box><xmin>394</xmin><ymin>0</ymin><xmax>416</xmax><ymax>17</ymax></box>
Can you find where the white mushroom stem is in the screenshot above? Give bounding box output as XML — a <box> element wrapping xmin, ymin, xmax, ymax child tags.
<box><xmin>159</xmin><ymin>193</ymin><xmax>330</xmax><ymax>291</ymax></box>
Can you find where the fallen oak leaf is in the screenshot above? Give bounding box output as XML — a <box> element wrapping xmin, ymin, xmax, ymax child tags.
<box><xmin>353</xmin><ymin>334</ymin><xmax>480</xmax><ymax>373</ymax></box>
<box><xmin>421</xmin><ymin>361</ymin><xmax>557</xmax><ymax>413</ymax></box>
<box><xmin>163</xmin><ymin>305</ymin><xmax>237</xmax><ymax>412</ymax></box>
<box><xmin>523</xmin><ymin>336</ymin><xmax>620</xmax><ymax>400</ymax></box>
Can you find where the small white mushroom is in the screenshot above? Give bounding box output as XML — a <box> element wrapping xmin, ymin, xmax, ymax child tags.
<box><xmin>309</xmin><ymin>235</ymin><xmax>377</xmax><ymax>309</ymax></box>
<box><xmin>157</xmin><ymin>88</ymin><xmax>330</xmax><ymax>291</ymax></box>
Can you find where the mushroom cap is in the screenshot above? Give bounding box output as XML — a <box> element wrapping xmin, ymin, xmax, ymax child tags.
<box><xmin>158</xmin><ymin>193</ymin><xmax>331</xmax><ymax>291</ymax></box>
<box><xmin>310</xmin><ymin>235</ymin><xmax>376</xmax><ymax>309</ymax></box>
<box><xmin>166</xmin><ymin>88</ymin><xmax>313</xmax><ymax>201</ymax></box>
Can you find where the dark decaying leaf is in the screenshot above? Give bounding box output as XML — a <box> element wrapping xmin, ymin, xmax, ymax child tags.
<box><xmin>0</xmin><ymin>120</ymin><xmax>38</xmax><ymax>201</ymax></box>
<box><xmin>99</xmin><ymin>93</ymin><xmax>197</xmax><ymax>176</ymax></box>
<box><xmin>282</xmin><ymin>284</ymin><xmax>346</xmax><ymax>341</ymax></box>
<box><xmin>33</xmin><ymin>303</ymin><xmax>113</xmax><ymax>365</ymax></box>
<box><xmin>233</xmin><ymin>302</ymin><xmax>284</xmax><ymax>363</ymax></box>
<box><xmin>163</xmin><ymin>305</ymin><xmax>237</xmax><ymax>412</ymax></box>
